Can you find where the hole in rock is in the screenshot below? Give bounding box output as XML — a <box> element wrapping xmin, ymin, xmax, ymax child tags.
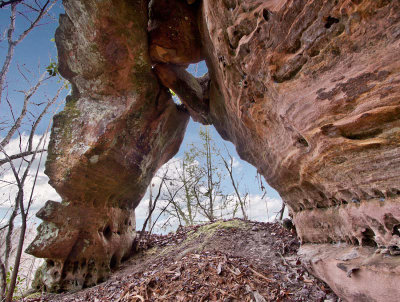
<box><xmin>110</xmin><ymin>254</ymin><xmax>118</xmax><ymax>270</ymax></box>
<box><xmin>342</xmin><ymin>128</ymin><xmax>383</xmax><ymax>140</ymax></box>
<box><xmin>384</xmin><ymin>213</ymin><xmax>400</xmax><ymax>232</ymax></box>
<box><xmin>296</xmin><ymin>136</ymin><xmax>309</xmax><ymax>147</ymax></box>
<box><xmin>310</xmin><ymin>49</ymin><xmax>320</xmax><ymax>57</ymax></box>
<box><xmin>324</xmin><ymin>16</ymin><xmax>339</xmax><ymax>29</ymax></box>
<box><xmin>136</xmin><ymin>61</ymin><xmax>285</xmax><ymax>233</ymax></box>
<box><xmin>103</xmin><ymin>225</ymin><xmax>112</xmax><ymax>240</ymax></box>
<box><xmin>288</xmin><ymin>39</ymin><xmax>301</xmax><ymax>53</ymax></box>
<box><xmin>262</xmin><ymin>9</ymin><xmax>270</xmax><ymax>21</ymax></box>
<box><xmin>372</xmin><ymin>189</ymin><xmax>385</xmax><ymax>199</ymax></box>
<box><xmin>392</xmin><ymin>224</ymin><xmax>400</xmax><ymax>237</ymax></box>
<box><xmin>361</xmin><ymin>228</ymin><xmax>377</xmax><ymax>247</ymax></box>
<box><xmin>47</xmin><ymin>260</ymin><xmax>55</xmax><ymax>268</ymax></box>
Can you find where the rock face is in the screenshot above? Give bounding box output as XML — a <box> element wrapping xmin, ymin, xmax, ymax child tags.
<box><xmin>28</xmin><ymin>0</ymin><xmax>400</xmax><ymax>300</ymax></box>
<box><xmin>198</xmin><ymin>0</ymin><xmax>400</xmax><ymax>301</ymax></box>
<box><xmin>27</xmin><ymin>0</ymin><xmax>189</xmax><ymax>292</ymax></box>
<box><xmin>197</xmin><ymin>1</ymin><xmax>400</xmax><ymax>300</ymax></box>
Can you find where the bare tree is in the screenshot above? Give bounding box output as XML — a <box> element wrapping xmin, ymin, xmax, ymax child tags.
<box><xmin>189</xmin><ymin>126</ymin><xmax>227</xmax><ymax>222</ymax></box>
<box><xmin>0</xmin><ymin>84</ymin><xmax>62</xmax><ymax>301</ymax></box>
<box><xmin>135</xmin><ymin>169</ymin><xmax>168</xmax><ymax>251</ymax></box>
<box><xmin>0</xmin><ymin>1</ymin><xmax>55</xmax><ymax>106</ymax></box>
<box><xmin>161</xmin><ymin>155</ymin><xmax>201</xmax><ymax>226</ymax></box>
<box><xmin>0</xmin><ymin>1</ymin><xmax>64</xmax><ymax>300</ymax></box>
<box><xmin>220</xmin><ymin>149</ymin><xmax>249</xmax><ymax>220</ymax></box>
<box><xmin>152</xmin><ymin>126</ymin><xmax>246</xmax><ymax>227</ymax></box>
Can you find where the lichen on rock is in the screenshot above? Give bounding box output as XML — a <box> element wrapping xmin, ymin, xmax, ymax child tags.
<box><xmin>27</xmin><ymin>0</ymin><xmax>189</xmax><ymax>292</ymax></box>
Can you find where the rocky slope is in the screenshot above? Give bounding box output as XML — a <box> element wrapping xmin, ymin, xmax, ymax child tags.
<box><xmin>27</xmin><ymin>220</ymin><xmax>338</xmax><ymax>302</ymax></box>
<box><xmin>27</xmin><ymin>0</ymin><xmax>400</xmax><ymax>301</ymax></box>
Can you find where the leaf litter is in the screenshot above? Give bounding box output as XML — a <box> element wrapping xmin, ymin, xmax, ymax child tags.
<box><xmin>22</xmin><ymin>219</ymin><xmax>338</xmax><ymax>302</ymax></box>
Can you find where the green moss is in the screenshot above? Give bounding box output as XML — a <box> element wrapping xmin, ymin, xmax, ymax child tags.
<box><xmin>183</xmin><ymin>220</ymin><xmax>247</xmax><ymax>243</ymax></box>
<box><xmin>23</xmin><ymin>292</ymin><xmax>42</xmax><ymax>299</ymax></box>
<box><xmin>31</xmin><ymin>263</ymin><xmax>45</xmax><ymax>292</ymax></box>
<box><xmin>199</xmin><ymin>219</ymin><xmax>247</xmax><ymax>232</ymax></box>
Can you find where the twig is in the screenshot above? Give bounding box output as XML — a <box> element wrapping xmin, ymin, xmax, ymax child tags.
<box><xmin>0</xmin><ymin>149</ymin><xmax>46</xmax><ymax>166</ymax></box>
<box><xmin>248</xmin><ymin>267</ymin><xmax>273</xmax><ymax>283</ymax></box>
<box><xmin>0</xmin><ymin>1</ymin><xmax>23</xmax><ymax>8</ymax></box>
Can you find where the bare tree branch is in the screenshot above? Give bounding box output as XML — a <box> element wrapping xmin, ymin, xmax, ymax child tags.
<box><xmin>0</xmin><ymin>1</ymin><xmax>23</xmax><ymax>9</ymax></box>
<box><xmin>0</xmin><ymin>73</ymin><xmax>46</xmax><ymax>148</ymax></box>
<box><xmin>14</xmin><ymin>1</ymin><xmax>53</xmax><ymax>45</ymax></box>
<box><xmin>135</xmin><ymin>170</ymin><xmax>168</xmax><ymax>250</ymax></box>
<box><xmin>28</xmin><ymin>82</ymin><xmax>63</xmax><ymax>151</ymax></box>
<box><xmin>220</xmin><ymin>151</ymin><xmax>248</xmax><ymax>220</ymax></box>
<box><xmin>0</xmin><ymin>0</ymin><xmax>55</xmax><ymax>106</ymax></box>
<box><xmin>0</xmin><ymin>3</ymin><xmax>17</xmax><ymax>106</ymax></box>
<box><xmin>0</xmin><ymin>149</ymin><xmax>46</xmax><ymax>166</ymax></box>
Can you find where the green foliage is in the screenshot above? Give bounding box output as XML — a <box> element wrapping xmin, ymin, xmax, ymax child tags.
<box><xmin>46</xmin><ymin>38</ymin><xmax>71</xmax><ymax>90</ymax></box>
<box><xmin>5</xmin><ymin>266</ymin><xmax>25</xmax><ymax>295</ymax></box>
<box><xmin>46</xmin><ymin>61</ymin><xmax>58</xmax><ymax>77</ymax></box>
<box><xmin>169</xmin><ymin>89</ymin><xmax>182</xmax><ymax>105</ymax></box>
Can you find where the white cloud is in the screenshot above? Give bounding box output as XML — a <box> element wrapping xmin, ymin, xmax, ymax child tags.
<box><xmin>0</xmin><ymin>134</ymin><xmax>285</xmax><ymax>235</ymax></box>
<box><xmin>232</xmin><ymin>156</ymin><xmax>241</xmax><ymax>169</ymax></box>
<box><xmin>135</xmin><ymin>156</ymin><xmax>285</xmax><ymax>233</ymax></box>
<box><xmin>0</xmin><ymin>134</ymin><xmax>61</xmax><ymax>225</ymax></box>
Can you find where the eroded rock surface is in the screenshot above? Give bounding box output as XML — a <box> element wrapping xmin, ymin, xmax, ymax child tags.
<box><xmin>197</xmin><ymin>1</ymin><xmax>400</xmax><ymax>300</ymax></box>
<box><xmin>27</xmin><ymin>0</ymin><xmax>189</xmax><ymax>292</ymax></box>
<box><xmin>28</xmin><ymin>0</ymin><xmax>400</xmax><ymax>300</ymax></box>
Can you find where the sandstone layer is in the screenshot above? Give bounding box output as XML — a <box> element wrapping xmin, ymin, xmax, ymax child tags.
<box><xmin>196</xmin><ymin>1</ymin><xmax>400</xmax><ymax>300</ymax></box>
<box><xmin>28</xmin><ymin>0</ymin><xmax>400</xmax><ymax>300</ymax></box>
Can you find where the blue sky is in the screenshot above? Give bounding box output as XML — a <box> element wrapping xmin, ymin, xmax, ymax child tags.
<box><xmin>0</xmin><ymin>2</ymin><xmax>283</xmax><ymax>232</ymax></box>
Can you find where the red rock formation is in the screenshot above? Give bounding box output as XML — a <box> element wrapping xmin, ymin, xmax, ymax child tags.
<box><xmin>197</xmin><ymin>1</ymin><xmax>400</xmax><ymax>300</ymax></box>
<box><xmin>148</xmin><ymin>0</ymin><xmax>204</xmax><ymax>64</ymax></box>
<box><xmin>28</xmin><ymin>0</ymin><xmax>400</xmax><ymax>300</ymax></box>
<box><xmin>27</xmin><ymin>0</ymin><xmax>189</xmax><ymax>292</ymax></box>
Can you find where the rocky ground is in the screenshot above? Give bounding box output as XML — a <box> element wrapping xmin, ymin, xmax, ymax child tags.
<box><xmin>21</xmin><ymin>219</ymin><xmax>338</xmax><ymax>302</ymax></box>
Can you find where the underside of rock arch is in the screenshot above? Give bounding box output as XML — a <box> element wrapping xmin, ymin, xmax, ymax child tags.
<box><xmin>27</xmin><ymin>0</ymin><xmax>400</xmax><ymax>300</ymax></box>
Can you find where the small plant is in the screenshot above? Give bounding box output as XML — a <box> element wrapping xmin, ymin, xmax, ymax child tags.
<box><xmin>46</xmin><ymin>61</ymin><xmax>58</xmax><ymax>77</ymax></box>
<box><xmin>46</xmin><ymin>38</ymin><xmax>71</xmax><ymax>90</ymax></box>
<box><xmin>5</xmin><ymin>267</ymin><xmax>25</xmax><ymax>296</ymax></box>
<box><xmin>169</xmin><ymin>89</ymin><xmax>182</xmax><ymax>105</ymax></box>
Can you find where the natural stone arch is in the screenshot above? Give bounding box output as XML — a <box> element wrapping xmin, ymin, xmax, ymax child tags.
<box><xmin>28</xmin><ymin>0</ymin><xmax>400</xmax><ymax>300</ymax></box>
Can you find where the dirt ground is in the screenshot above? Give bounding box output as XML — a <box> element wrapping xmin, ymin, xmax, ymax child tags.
<box><xmin>21</xmin><ymin>219</ymin><xmax>338</xmax><ymax>302</ymax></box>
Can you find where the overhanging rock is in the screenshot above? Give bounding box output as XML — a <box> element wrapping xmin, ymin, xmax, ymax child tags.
<box><xmin>28</xmin><ymin>0</ymin><xmax>400</xmax><ymax>300</ymax></box>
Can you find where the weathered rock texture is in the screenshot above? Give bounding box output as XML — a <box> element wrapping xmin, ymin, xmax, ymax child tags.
<box><xmin>27</xmin><ymin>0</ymin><xmax>189</xmax><ymax>292</ymax></box>
<box><xmin>28</xmin><ymin>0</ymin><xmax>400</xmax><ymax>300</ymax></box>
<box><xmin>196</xmin><ymin>1</ymin><xmax>400</xmax><ymax>300</ymax></box>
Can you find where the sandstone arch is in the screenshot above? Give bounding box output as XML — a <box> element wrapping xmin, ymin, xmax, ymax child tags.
<box><xmin>28</xmin><ymin>0</ymin><xmax>400</xmax><ymax>300</ymax></box>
